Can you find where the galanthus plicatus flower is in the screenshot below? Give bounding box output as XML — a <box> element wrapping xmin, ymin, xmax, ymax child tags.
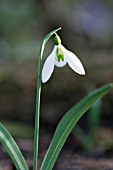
<box><xmin>42</xmin><ymin>34</ymin><xmax>85</xmax><ymax>83</ymax></box>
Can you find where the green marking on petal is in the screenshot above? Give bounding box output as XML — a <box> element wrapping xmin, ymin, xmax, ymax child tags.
<box><xmin>56</xmin><ymin>47</ymin><xmax>64</xmax><ymax>62</ymax></box>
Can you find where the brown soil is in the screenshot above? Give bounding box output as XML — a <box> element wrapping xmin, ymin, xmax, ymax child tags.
<box><xmin>1</xmin><ymin>135</ymin><xmax>113</xmax><ymax>170</ymax></box>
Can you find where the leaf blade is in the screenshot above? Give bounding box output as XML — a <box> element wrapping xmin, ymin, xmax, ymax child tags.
<box><xmin>41</xmin><ymin>83</ymin><xmax>113</xmax><ymax>170</ymax></box>
<box><xmin>0</xmin><ymin>123</ymin><xmax>29</xmax><ymax>170</ymax></box>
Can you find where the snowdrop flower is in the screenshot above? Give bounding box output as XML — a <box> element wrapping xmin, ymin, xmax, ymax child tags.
<box><xmin>42</xmin><ymin>34</ymin><xmax>85</xmax><ymax>83</ymax></box>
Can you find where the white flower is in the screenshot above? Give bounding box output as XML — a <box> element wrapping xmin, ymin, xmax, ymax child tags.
<box><xmin>42</xmin><ymin>36</ymin><xmax>85</xmax><ymax>83</ymax></box>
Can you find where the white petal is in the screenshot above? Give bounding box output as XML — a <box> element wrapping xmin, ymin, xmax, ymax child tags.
<box><xmin>42</xmin><ymin>46</ymin><xmax>56</xmax><ymax>83</ymax></box>
<box><xmin>62</xmin><ymin>45</ymin><xmax>85</xmax><ymax>75</ymax></box>
<box><xmin>55</xmin><ymin>60</ymin><xmax>67</xmax><ymax>67</ymax></box>
<box><xmin>55</xmin><ymin>58</ymin><xmax>67</xmax><ymax>67</ymax></box>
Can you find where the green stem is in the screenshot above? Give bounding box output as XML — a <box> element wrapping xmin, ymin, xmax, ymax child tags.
<box><xmin>33</xmin><ymin>52</ymin><xmax>42</xmax><ymax>170</ymax></box>
<box><xmin>33</xmin><ymin>27</ymin><xmax>61</xmax><ymax>170</ymax></box>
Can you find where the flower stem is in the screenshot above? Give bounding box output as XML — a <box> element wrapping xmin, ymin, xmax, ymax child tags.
<box><xmin>33</xmin><ymin>27</ymin><xmax>61</xmax><ymax>170</ymax></box>
<box><xmin>33</xmin><ymin>49</ymin><xmax>42</xmax><ymax>170</ymax></box>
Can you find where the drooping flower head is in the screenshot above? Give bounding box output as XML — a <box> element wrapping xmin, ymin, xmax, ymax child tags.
<box><xmin>42</xmin><ymin>34</ymin><xmax>85</xmax><ymax>83</ymax></box>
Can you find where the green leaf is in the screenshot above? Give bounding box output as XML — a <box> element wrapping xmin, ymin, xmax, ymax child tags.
<box><xmin>41</xmin><ymin>83</ymin><xmax>113</xmax><ymax>170</ymax></box>
<box><xmin>0</xmin><ymin>123</ymin><xmax>29</xmax><ymax>170</ymax></box>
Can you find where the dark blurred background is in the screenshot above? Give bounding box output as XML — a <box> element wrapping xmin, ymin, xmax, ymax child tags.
<box><xmin>0</xmin><ymin>0</ymin><xmax>113</xmax><ymax>142</ymax></box>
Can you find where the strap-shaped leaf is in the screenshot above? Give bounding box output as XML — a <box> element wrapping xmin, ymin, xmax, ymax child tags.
<box><xmin>41</xmin><ymin>83</ymin><xmax>113</xmax><ymax>170</ymax></box>
<box><xmin>0</xmin><ymin>123</ymin><xmax>29</xmax><ymax>170</ymax></box>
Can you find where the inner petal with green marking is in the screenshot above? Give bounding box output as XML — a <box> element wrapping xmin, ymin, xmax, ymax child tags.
<box><xmin>56</xmin><ymin>47</ymin><xmax>64</xmax><ymax>62</ymax></box>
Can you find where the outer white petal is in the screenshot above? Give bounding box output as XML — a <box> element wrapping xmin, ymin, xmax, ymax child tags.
<box><xmin>61</xmin><ymin>45</ymin><xmax>85</xmax><ymax>75</ymax></box>
<box><xmin>42</xmin><ymin>46</ymin><xmax>56</xmax><ymax>83</ymax></box>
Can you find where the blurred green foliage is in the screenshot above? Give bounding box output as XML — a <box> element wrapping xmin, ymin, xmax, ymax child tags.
<box><xmin>1</xmin><ymin>120</ymin><xmax>33</xmax><ymax>138</ymax></box>
<box><xmin>73</xmin><ymin>99</ymin><xmax>102</xmax><ymax>151</ymax></box>
<box><xmin>0</xmin><ymin>0</ymin><xmax>39</xmax><ymax>60</ymax></box>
